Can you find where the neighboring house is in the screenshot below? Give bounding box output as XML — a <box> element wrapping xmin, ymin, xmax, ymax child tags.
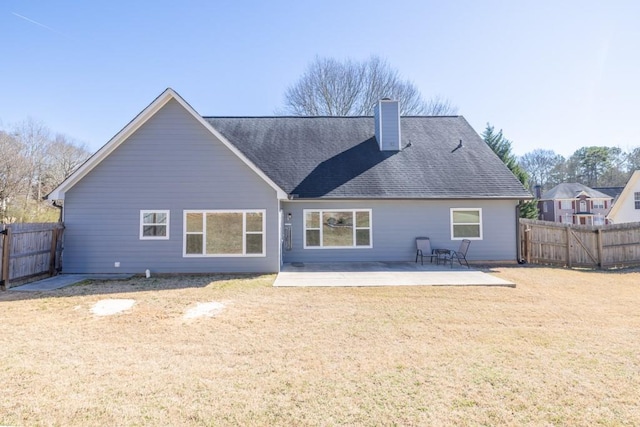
<box><xmin>606</xmin><ymin>170</ymin><xmax>640</xmax><ymax>224</ymax></box>
<box><xmin>538</xmin><ymin>183</ymin><xmax>613</xmax><ymax>225</ymax></box>
<box><xmin>47</xmin><ymin>89</ymin><xmax>532</xmax><ymax>274</ymax></box>
<box><xmin>593</xmin><ymin>186</ymin><xmax>625</xmax><ymax>203</ymax></box>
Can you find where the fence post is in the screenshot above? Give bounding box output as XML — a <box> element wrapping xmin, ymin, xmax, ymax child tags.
<box><xmin>596</xmin><ymin>228</ymin><xmax>603</xmax><ymax>268</ymax></box>
<box><xmin>565</xmin><ymin>226</ymin><xmax>572</xmax><ymax>268</ymax></box>
<box><xmin>1</xmin><ymin>226</ymin><xmax>10</xmax><ymax>289</ymax></box>
<box><xmin>525</xmin><ymin>226</ymin><xmax>531</xmax><ymax>264</ymax></box>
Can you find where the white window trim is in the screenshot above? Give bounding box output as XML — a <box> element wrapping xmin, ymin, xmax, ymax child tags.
<box><xmin>593</xmin><ymin>199</ymin><xmax>605</xmax><ymax>209</ymax></box>
<box><xmin>182</xmin><ymin>210</ymin><xmax>266</xmax><ymax>257</ymax></box>
<box><xmin>579</xmin><ymin>200</ymin><xmax>587</xmax><ymax>211</ymax></box>
<box><xmin>450</xmin><ymin>208</ymin><xmax>483</xmax><ymax>240</ymax></box>
<box><xmin>140</xmin><ymin>210</ymin><xmax>170</xmax><ymax>240</ymax></box>
<box><xmin>303</xmin><ymin>209</ymin><xmax>373</xmax><ymax>249</ymax></box>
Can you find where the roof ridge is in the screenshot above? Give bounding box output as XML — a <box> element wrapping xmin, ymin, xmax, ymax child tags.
<box><xmin>203</xmin><ymin>115</ymin><xmax>461</xmax><ymax>119</ymax></box>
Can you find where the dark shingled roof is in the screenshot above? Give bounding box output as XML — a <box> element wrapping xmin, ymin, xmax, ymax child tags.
<box><xmin>205</xmin><ymin>116</ymin><xmax>532</xmax><ymax>200</ymax></box>
<box><xmin>593</xmin><ymin>186</ymin><xmax>624</xmax><ymax>200</ymax></box>
<box><xmin>541</xmin><ymin>183</ymin><xmax>613</xmax><ymax>200</ymax></box>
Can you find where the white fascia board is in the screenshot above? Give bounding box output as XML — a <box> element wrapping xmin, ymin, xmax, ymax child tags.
<box><xmin>48</xmin><ymin>88</ymin><xmax>288</xmax><ymax>200</ymax></box>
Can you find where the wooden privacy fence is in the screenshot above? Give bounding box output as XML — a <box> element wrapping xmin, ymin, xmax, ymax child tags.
<box><xmin>520</xmin><ymin>218</ymin><xmax>640</xmax><ymax>269</ymax></box>
<box><xmin>0</xmin><ymin>222</ymin><xmax>64</xmax><ymax>290</ymax></box>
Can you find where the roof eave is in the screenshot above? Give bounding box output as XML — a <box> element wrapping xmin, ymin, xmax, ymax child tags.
<box><xmin>285</xmin><ymin>195</ymin><xmax>533</xmax><ymax>201</ymax></box>
<box><xmin>48</xmin><ymin>88</ymin><xmax>288</xmax><ymax>201</ymax></box>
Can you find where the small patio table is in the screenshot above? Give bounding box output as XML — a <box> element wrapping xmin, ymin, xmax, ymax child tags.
<box><xmin>434</xmin><ymin>248</ymin><xmax>451</xmax><ymax>265</ymax></box>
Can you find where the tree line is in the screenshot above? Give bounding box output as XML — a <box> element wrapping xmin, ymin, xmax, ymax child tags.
<box><xmin>481</xmin><ymin>124</ymin><xmax>640</xmax><ymax>218</ymax></box>
<box><xmin>518</xmin><ymin>146</ymin><xmax>639</xmax><ymax>193</ymax></box>
<box><xmin>0</xmin><ymin>118</ymin><xmax>91</xmax><ymax>223</ymax></box>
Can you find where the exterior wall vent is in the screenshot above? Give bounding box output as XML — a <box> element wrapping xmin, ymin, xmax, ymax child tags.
<box><xmin>374</xmin><ymin>99</ymin><xmax>401</xmax><ymax>151</ymax></box>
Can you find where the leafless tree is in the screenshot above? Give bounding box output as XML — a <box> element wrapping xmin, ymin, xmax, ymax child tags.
<box><xmin>626</xmin><ymin>147</ymin><xmax>640</xmax><ymax>174</ymax></box>
<box><xmin>518</xmin><ymin>149</ymin><xmax>565</xmax><ymax>191</ymax></box>
<box><xmin>42</xmin><ymin>134</ymin><xmax>91</xmax><ymax>195</ymax></box>
<box><xmin>1</xmin><ymin>120</ymin><xmax>92</xmax><ymax>222</ymax></box>
<box><xmin>282</xmin><ymin>56</ymin><xmax>458</xmax><ymax>116</ymax></box>
<box><xmin>0</xmin><ymin>131</ymin><xmax>28</xmax><ymax>221</ymax></box>
<box><xmin>423</xmin><ymin>95</ymin><xmax>458</xmax><ymax>116</ymax></box>
<box><xmin>14</xmin><ymin>118</ymin><xmax>50</xmax><ymax>204</ymax></box>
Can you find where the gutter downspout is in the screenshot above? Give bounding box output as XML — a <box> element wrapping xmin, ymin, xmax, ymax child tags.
<box><xmin>50</xmin><ymin>200</ymin><xmax>64</xmax><ymax>273</ymax></box>
<box><xmin>51</xmin><ymin>200</ymin><xmax>64</xmax><ymax>223</ymax></box>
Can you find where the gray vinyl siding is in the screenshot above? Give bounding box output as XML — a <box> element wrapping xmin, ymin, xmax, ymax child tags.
<box><xmin>282</xmin><ymin>199</ymin><xmax>519</xmax><ymax>263</ymax></box>
<box><xmin>63</xmin><ymin>99</ymin><xmax>280</xmax><ymax>274</ymax></box>
<box><xmin>374</xmin><ymin>101</ymin><xmax>400</xmax><ymax>151</ymax></box>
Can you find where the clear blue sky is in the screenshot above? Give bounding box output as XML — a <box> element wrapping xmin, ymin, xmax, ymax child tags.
<box><xmin>2</xmin><ymin>0</ymin><xmax>639</xmax><ymax>157</ymax></box>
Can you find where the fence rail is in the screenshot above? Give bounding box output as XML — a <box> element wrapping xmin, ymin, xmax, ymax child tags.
<box><xmin>520</xmin><ymin>218</ymin><xmax>640</xmax><ymax>269</ymax></box>
<box><xmin>0</xmin><ymin>222</ymin><xmax>64</xmax><ymax>290</ymax></box>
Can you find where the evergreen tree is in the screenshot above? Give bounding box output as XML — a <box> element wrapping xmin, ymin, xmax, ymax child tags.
<box><xmin>482</xmin><ymin>124</ymin><xmax>538</xmax><ymax>219</ymax></box>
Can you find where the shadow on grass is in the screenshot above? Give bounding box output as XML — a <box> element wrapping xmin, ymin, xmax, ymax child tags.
<box><xmin>476</xmin><ymin>262</ymin><xmax>640</xmax><ymax>275</ymax></box>
<box><xmin>0</xmin><ymin>273</ymin><xmax>276</xmax><ymax>302</ymax></box>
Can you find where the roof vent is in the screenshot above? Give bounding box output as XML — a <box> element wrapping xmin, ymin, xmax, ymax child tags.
<box><xmin>374</xmin><ymin>99</ymin><xmax>401</xmax><ymax>151</ymax></box>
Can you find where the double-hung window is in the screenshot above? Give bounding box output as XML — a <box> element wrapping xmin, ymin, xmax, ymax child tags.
<box><xmin>140</xmin><ymin>210</ymin><xmax>169</xmax><ymax>240</ymax></box>
<box><xmin>450</xmin><ymin>208</ymin><xmax>482</xmax><ymax>240</ymax></box>
<box><xmin>635</xmin><ymin>192</ymin><xmax>640</xmax><ymax>210</ymax></box>
<box><xmin>304</xmin><ymin>209</ymin><xmax>372</xmax><ymax>248</ymax></box>
<box><xmin>593</xmin><ymin>200</ymin><xmax>605</xmax><ymax>209</ymax></box>
<box><xmin>560</xmin><ymin>200</ymin><xmax>572</xmax><ymax>210</ymax></box>
<box><xmin>184</xmin><ymin>210</ymin><xmax>265</xmax><ymax>256</ymax></box>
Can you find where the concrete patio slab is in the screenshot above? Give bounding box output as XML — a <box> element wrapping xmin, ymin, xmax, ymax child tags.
<box><xmin>9</xmin><ymin>274</ymin><xmax>134</xmax><ymax>292</ymax></box>
<box><xmin>273</xmin><ymin>262</ymin><xmax>514</xmax><ymax>287</ymax></box>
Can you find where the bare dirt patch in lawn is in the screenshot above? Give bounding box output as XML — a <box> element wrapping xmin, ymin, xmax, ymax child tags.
<box><xmin>183</xmin><ymin>301</ymin><xmax>226</xmax><ymax>319</ymax></box>
<box><xmin>90</xmin><ymin>299</ymin><xmax>136</xmax><ymax>316</ymax></box>
<box><xmin>1</xmin><ymin>268</ymin><xmax>639</xmax><ymax>426</ymax></box>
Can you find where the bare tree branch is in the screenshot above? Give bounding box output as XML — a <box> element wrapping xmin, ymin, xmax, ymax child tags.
<box><xmin>1</xmin><ymin>120</ymin><xmax>91</xmax><ymax>222</ymax></box>
<box><xmin>282</xmin><ymin>56</ymin><xmax>458</xmax><ymax>116</ymax></box>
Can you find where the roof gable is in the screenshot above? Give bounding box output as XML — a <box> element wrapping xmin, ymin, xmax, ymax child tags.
<box><xmin>607</xmin><ymin>170</ymin><xmax>640</xmax><ymax>220</ymax></box>
<box><xmin>48</xmin><ymin>88</ymin><xmax>287</xmax><ymax>200</ymax></box>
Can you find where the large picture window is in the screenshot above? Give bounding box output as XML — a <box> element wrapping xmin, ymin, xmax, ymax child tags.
<box><xmin>140</xmin><ymin>210</ymin><xmax>169</xmax><ymax>240</ymax></box>
<box><xmin>183</xmin><ymin>210</ymin><xmax>265</xmax><ymax>256</ymax></box>
<box><xmin>304</xmin><ymin>209</ymin><xmax>372</xmax><ymax>249</ymax></box>
<box><xmin>450</xmin><ymin>208</ymin><xmax>482</xmax><ymax>240</ymax></box>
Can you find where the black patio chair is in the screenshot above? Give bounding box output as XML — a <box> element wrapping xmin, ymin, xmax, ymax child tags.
<box><xmin>440</xmin><ymin>239</ymin><xmax>471</xmax><ymax>268</ymax></box>
<box><xmin>415</xmin><ymin>237</ymin><xmax>437</xmax><ymax>265</ymax></box>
